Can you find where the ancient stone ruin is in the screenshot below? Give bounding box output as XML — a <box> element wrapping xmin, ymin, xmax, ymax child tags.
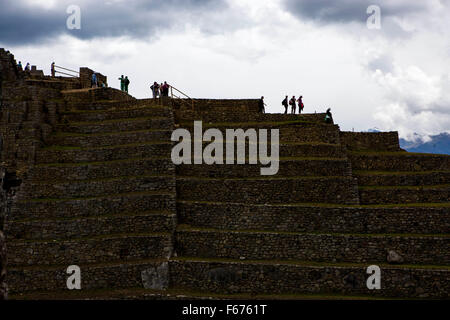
<box><xmin>0</xmin><ymin>48</ymin><xmax>449</xmax><ymax>299</ymax></box>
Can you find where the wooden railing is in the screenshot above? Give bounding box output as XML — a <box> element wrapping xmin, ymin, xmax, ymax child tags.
<box><xmin>52</xmin><ymin>64</ymin><xmax>79</xmax><ymax>78</ymax></box>
<box><xmin>170</xmin><ymin>85</ymin><xmax>194</xmax><ymax>111</ymax></box>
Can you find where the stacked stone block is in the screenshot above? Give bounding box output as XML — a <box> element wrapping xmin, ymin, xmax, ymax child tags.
<box><xmin>1</xmin><ymin>47</ymin><xmax>449</xmax><ymax>299</ymax></box>
<box><xmin>5</xmin><ymin>87</ymin><xmax>177</xmax><ymax>297</ymax></box>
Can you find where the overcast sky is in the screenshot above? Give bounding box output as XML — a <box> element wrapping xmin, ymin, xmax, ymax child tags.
<box><xmin>1</xmin><ymin>0</ymin><xmax>449</xmax><ymax>140</ymax></box>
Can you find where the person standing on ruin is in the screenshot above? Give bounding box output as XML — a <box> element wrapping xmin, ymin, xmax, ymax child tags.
<box><xmin>17</xmin><ymin>61</ymin><xmax>22</xmax><ymax>71</ymax></box>
<box><xmin>161</xmin><ymin>81</ymin><xmax>170</xmax><ymax>97</ymax></box>
<box><xmin>297</xmin><ymin>96</ymin><xmax>304</xmax><ymax>114</ymax></box>
<box><xmin>325</xmin><ymin>108</ymin><xmax>333</xmax><ymax>124</ymax></box>
<box><xmin>118</xmin><ymin>75</ymin><xmax>125</xmax><ymax>91</ymax></box>
<box><xmin>151</xmin><ymin>82</ymin><xmax>160</xmax><ymax>99</ymax></box>
<box><xmin>282</xmin><ymin>95</ymin><xmax>288</xmax><ymax>114</ymax></box>
<box><xmin>258</xmin><ymin>96</ymin><xmax>266</xmax><ymax>113</ymax></box>
<box><xmin>91</xmin><ymin>72</ymin><xmax>98</xmax><ymax>88</ymax></box>
<box><xmin>24</xmin><ymin>63</ymin><xmax>30</xmax><ymax>72</ymax></box>
<box><xmin>124</xmin><ymin>76</ymin><xmax>130</xmax><ymax>93</ymax></box>
<box><xmin>289</xmin><ymin>96</ymin><xmax>296</xmax><ymax>114</ymax></box>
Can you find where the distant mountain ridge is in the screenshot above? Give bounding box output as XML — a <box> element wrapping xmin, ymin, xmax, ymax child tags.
<box><xmin>366</xmin><ymin>129</ymin><xmax>450</xmax><ymax>155</ymax></box>
<box><xmin>399</xmin><ymin>133</ymin><xmax>450</xmax><ymax>155</ymax></box>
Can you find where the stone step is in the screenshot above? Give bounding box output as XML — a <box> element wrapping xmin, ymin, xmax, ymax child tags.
<box><xmin>36</xmin><ymin>142</ymin><xmax>172</xmax><ymax>164</ymax></box>
<box><xmin>66</xmin><ymin>98</ymin><xmax>157</xmax><ymax>111</ymax></box>
<box><xmin>176</xmin><ymin>176</ymin><xmax>360</xmax><ymax>205</ymax></box>
<box><xmin>56</xmin><ymin>117</ymin><xmax>172</xmax><ymax>134</ymax></box>
<box><xmin>359</xmin><ymin>185</ymin><xmax>450</xmax><ymax>205</ymax></box>
<box><xmin>61</xmin><ymin>105</ymin><xmax>171</xmax><ymax>122</ymax></box>
<box><xmin>61</xmin><ymin>88</ymin><xmax>135</xmax><ymax>105</ymax></box>
<box><xmin>9</xmin><ymin>192</ymin><xmax>176</xmax><ymax>221</ymax></box>
<box><xmin>7</xmin><ymin>233</ymin><xmax>172</xmax><ymax>267</ymax></box>
<box><xmin>7</xmin><ymin>211</ymin><xmax>176</xmax><ymax>241</ymax></box>
<box><xmin>177</xmin><ymin>201</ymin><xmax>450</xmax><ymax>234</ymax></box>
<box><xmin>8</xmin><ymin>287</ymin><xmax>382</xmax><ymax>300</ymax></box>
<box><xmin>47</xmin><ymin>130</ymin><xmax>172</xmax><ymax>148</ymax></box>
<box><xmin>349</xmin><ymin>152</ymin><xmax>450</xmax><ymax>172</ymax></box>
<box><xmin>175</xmin><ymin>111</ymin><xmax>327</xmax><ymax>124</ymax></box>
<box><xmin>181</xmin><ymin>141</ymin><xmax>346</xmax><ymax>159</ymax></box>
<box><xmin>176</xmin><ymin>158</ymin><xmax>351</xmax><ymax>178</ymax></box>
<box><xmin>181</xmin><ymin>122</ymin><xmax>341</xmax><ymax>144</ymax></box>
<box><xmin>7</xmin><ymin>259</ymin><xmax>167</xmax><ymax>294</ymax></box>
<box><xmin>19</xmin><ymin>175</ymin><xmax>175</xmax><ymax>200</ymax></box>
<box><xmin>28</xmin><ymin>157</ymin><xmax>174</xmax><ymax>182</ymax></box>
<box><xmin>169</xmin><ymin>259</ymin><xmax>450</xmax><ymax>299</ymax></box>
<box><xmin>175</xmin><ymin>228</ymin><xmax>450</xmax><ymax>265</ymax></box>
<box><xmin>8</xmin><ymin>258</ymin><xmax>449</xmax><ymax>299</ymax></box>
<box><xmin>354</xmin><ymin>171</ymin><xmax>450</xmax><ymax>186</ymax></box>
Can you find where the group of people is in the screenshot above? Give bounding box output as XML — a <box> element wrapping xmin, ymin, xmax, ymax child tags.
<box><xmin>16</xmin><ymin>61</ymin><xmax>30</xmax><ymax>72</ymax></box>
<box><xmin>118</xmin><ymin>75</ymin><xmax>130</xmax><ymax>93</ymax></box>
<box><xmin>150</xmin><ymin>81</ymin><xmax>170</xmax><ymax>99</ymax></box>
<box><xmin>282</xmin><ymin>95</ymin><xmax>304</xmax><ymax>114</ymax></box>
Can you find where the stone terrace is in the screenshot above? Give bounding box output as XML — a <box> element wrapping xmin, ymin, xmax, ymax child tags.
<box><xmin>1</xmin><ymin>49</ymin><xmax>449</xmax><ymax>299</ymax></box>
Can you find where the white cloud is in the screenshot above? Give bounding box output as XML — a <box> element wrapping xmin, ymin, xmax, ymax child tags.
<box><xmin>2</xmin><ymin>0</ymin><xmax>449</xmax><ymax>139</ymax></box>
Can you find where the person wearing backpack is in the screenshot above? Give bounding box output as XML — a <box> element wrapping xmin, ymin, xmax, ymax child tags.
<box><xmin>124</xmin><ymin>76</ymin><xmax>130</xmax><ymax>93</ymax></box>
<box><xmin>150</xmin><ymin>82</ymin><xmax>160</xmax><ymax>99</ymax></box>
<box><xmin>289</xmin><ymin>96</ymin><xmax>296</xmax><ymax>114</ymax></box>
<box><xmin>282</xmin><ymin>96</ymin><xmax>288</xmax><ymax>114</ymax></box>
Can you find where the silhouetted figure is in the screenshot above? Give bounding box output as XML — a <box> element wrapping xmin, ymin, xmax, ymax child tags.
<box><xmin>289</xmin><ymin>96</ymin><xmax>296</xmax><ymax>114</ymax></box>
<box><xmin>24</xmin><ymin>63</ymin><xmax>30</xmax><ymax>72</ymax></box>
<box><xmin>124</xmin><ymin>76</ymin><xmax>130</xmax><ymax>93</ymax></box>
<box><xmin>150</xmin><ymin>82</ymin><xmax>160</xmax><ymax>98</ymax></box>
<box><xmin>298</xmin><ymin>96</ymin><xmax>304</xmax><ymax>114</ymax></box>
<box><xmin>161</xmin><ymin>81</ymin><xmax>170</xmax><ymax>97</ymax></box>
<box><xmin>17</xmin><ymin>61</ymin><xmax>22</xmax><ymax>71</ymax></box>
<box><xmin>118</xmin><ymin>75</ymin><xmax>125</xmax><ymax>91</ymax></box>
<box><xmin>282</xmin><ymin>96</ymin><xmax>288</xmax><ymax>114</ymax></box>
<box><xmin>51</xmin><ymin>62</ymin><xmax>55</xmax><ymax>77</ymax></box>
<box><xmin>325</xmin><ymin>108</ymin><xmax>333</xmax><ymax>124</ymax></box>
<box><xmin>258</xmin><ymin>96</ymin><xmax>266</xmax><ymax>113</ymax></box>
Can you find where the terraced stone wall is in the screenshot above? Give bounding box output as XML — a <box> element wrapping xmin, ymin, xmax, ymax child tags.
<box><xmin>349</xmin><ymin>153</ymin><xmax>450</xmax><ymax>171</ymax></box>
<box><xmin>177</xmin><ymin>177</ymin><xmax>359</xmax><ymax>204</ymax></box>
<box><xmin>177</xmin><ymin>202</ymin><xmax>450</xmax><ymax>234</ymax></box>
<box><xmin>179</xmin><ymin>123</ymin><xmax>342</xmax><ymax>145</ymax></box>
<box><xmin>62</xmin><ymin>87</ymin><xmax>135</xmax><ymax>107</ymax></box>
<box><xmin>0</xmin><ymin>49</ymin><xmax>80</xmax><ymax>171</ymax></box>
<box><xmin>174</xmin><ymin>99</ymin><xmax>259</xmax><ymax>122</ymax></box>
<box><xmin>169</xmin><ymin>260</ymin><xmax>449</xmax><ymax>299</ymax></box>
<box><xmin>0</xmin><ymin>168</ymin><xmax>7</xmax><ymax>300</ymax></box>
<box><xmin>79</xmin><ymin>67</ymin><xmax>107</xmax><ymax>88</ymax></box>
<box><xmin>340</xmin><ymin>131</ymin><xmax>401</xmax><ymax>152</ymax></box>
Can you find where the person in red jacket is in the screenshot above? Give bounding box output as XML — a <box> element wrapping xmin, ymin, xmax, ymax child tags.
<box><xmin>297</xmin><ymin>96</ymin><xmax>304</xmax><ymax>114</ymax></box>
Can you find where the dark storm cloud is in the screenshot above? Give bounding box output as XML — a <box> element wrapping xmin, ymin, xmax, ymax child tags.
<box><xmin>0</xmin><ymin>0</ymin><xmax>228</xmax><ymax>45</ymax></box>
<box><xmin>282</xmin><ymin>0</ymin><xmax>433</xmax><ymax>24</ymax></box>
